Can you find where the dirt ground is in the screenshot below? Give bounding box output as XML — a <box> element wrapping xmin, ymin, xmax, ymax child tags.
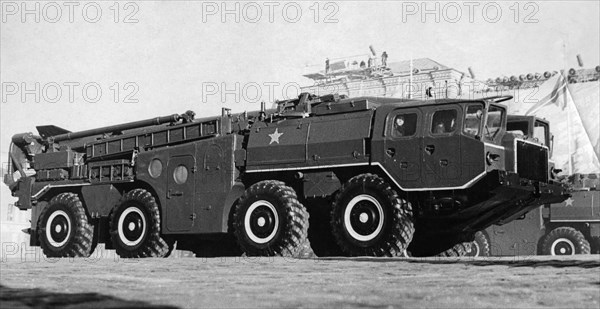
<box><xmin>1</xmin><ymin>251</ymin><xmax>599</xmax><ymax>309</ymax></box>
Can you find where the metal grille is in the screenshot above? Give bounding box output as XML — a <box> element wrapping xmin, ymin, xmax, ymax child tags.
<box><xmin>516</xmin><ymin>140</ymin><xmax>548</xmax><ymax>182</ymax></box>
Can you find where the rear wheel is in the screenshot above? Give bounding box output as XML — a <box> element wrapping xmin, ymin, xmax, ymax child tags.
<box><xmin>541</xmin><ymin>227</ymin><xmax>591</xmax><ymax>255</ymax></box>
<box><xmin>37</xmin><ymin>193</ymin><xmax>94</xmax><ymax>258</ymax></box>
<box><xmin>109</xmin><ymin>189</ymin><xmax>172</xmax><ymax>258</ymax></box>
<box><xmin>331</xmin><ymin>174</ymin><xmax>414</xmax><ymax>257</ymax></box>
<box><xmin>233</xmin><ymin>180</ymin><xmax>309</xmax><ymax>256</ymax></box>
<box><xmin>436</xmin><ymin>242</ymin><xmax>472</xmax><ymax>257</ymax></box>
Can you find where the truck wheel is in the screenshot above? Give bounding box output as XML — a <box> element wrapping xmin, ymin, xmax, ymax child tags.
<box><xmin>541</xmin><ymin>227</ymin><xmax>591</xmax><ymax>255</ymax></box>
<box><xmin>436</xmin><ymin>242</ymin><xmax>472</xmax><ymax>257</ymax></box>
<box><xmin>37</xmin><ymin>193</ymin><xmax>94</xmax><ymax>258</ymax></box>
<box><xmin>465</xmin><ymin>231</ymin><xmax>491</xmax><ymax>257</ymax></box>
<box><xmin>330</xmin><ymin>173</ymin><xmax>414</xmax><ymax>257</ymax></box>
<box><xmin>109</xmin><ymin>189</ymin><xmax>171</xmax><ymax>258</ymax></box>
<box><xmin>233</xmin><ymin>180</ymin><xmax>309</xmax><ymax>256</ymax></box>
<box><xmin>591</xmin><ymin>237</ymin><xmax>600</xmax><ymax>254</ymax></box>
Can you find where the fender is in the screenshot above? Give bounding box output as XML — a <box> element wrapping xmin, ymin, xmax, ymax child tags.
<box><xmin>220</xmin><ymin>181</ymin><xmax>246</xmax><ymax>232</ymax></box>
<box><xmin>81</xmin><ymin>184</ymin><xmax>123</xmax><ymax>218</ymax></box>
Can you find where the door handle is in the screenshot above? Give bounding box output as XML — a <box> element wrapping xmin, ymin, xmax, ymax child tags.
<box><xmin>386</xmin><ymin>148</ymin><xmax>396</xmax><ymax>157</ymax></box>
<box><xmin>439</xmin><ymin>159</ymin><xmax>448</xmax><ymax>167</ymax></box>
<box><xmin>425</xmin><ymin>144</ymin><xmax>435</xmax><ymax>155</ymax></box>
<box><xmin>167</xmin><ymin>189</ymin><xmax>183</xmax><ymax>198</ymax></box>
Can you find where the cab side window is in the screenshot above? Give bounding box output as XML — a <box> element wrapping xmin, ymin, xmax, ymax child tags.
<box><xmin>484</xmin><ymin>106</ymin><xmax>504</xmax><ymax>140</ymax></box>
<box><xmin>463</xmin><ymin>105</ymin><xmax>483</xmax><ymax>137</ymax></box>
<box><xmin>431</xmin><ymin>109</ymin><xmax>457</xmax><ymax>134</ymax></box>
<box><xmin>392</xmin><ymin>113</ymin><xmax>418</xmax><ymax>137</ymax></box>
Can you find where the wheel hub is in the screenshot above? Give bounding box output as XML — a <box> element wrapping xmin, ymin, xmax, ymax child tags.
<box><xmin>46</xmin><ymin>210</ymin><xmax>71</xmax><ymax>248</ymax></box>
<box><xmin>245</xmin><ymin>201</ymin><xmax>279</xmax><ymax>244</ymax></box>
<box><xmin>344</xmin><ymin>194</ymin><xmax>385</xmax><ymax>243</ymax></box>
<box><xmin>551</xmin><ymin>238</ymin><xmax>575</xmax><ymax>255</ymax></box>
<box><xmin>118</xmin><ymin>206</ymin><xmax>147</xmax><ymax>247</ymax></box>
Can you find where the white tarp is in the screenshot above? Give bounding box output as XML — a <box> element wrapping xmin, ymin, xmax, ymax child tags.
<box><xmin>492</xmin><ymin>74</ymin><xmax>600</xmax><ymax>174</ymax></box>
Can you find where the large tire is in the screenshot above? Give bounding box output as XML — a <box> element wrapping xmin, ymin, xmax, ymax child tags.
<box><xmin>109</xmin><ymin>189</ymin><xmax>171</xmax><ymax>258</ymax></box>
<box><xmin>330</xmin><ymin>173</ymin><xmax>414</xmax><ymax>257</ymax></box>
<box><xmin>465</xmin><ymin>231</ymin><xmax>491</xmax><ymax>257</ymax></box>
<box><xmin>233</xmin><ymin>180</ymin><xmax>309</xmax><ymax>256</ymax></box>
<box><xmin>541</xmin><ymin>226</ymin><xmax>591</xmax><ymax>255</ymax></box>
<box><xmin>37</xmin><ymin>193</ymin><xmax>94</xmax><ymax>258</ymax></box>
<box><xmin>436</xmin><ymin>242</ymin><xmax>472</xmax><ymax>257</ymax></box>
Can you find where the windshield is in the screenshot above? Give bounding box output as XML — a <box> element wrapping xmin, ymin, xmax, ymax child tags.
<box><xmin>534</xmin><ymin>121</ymin><xmax>549</xmax><ymax>146</ymax></box>
<box><xmin>507</xmin><ymin>120</ymin><xmax>528</xmax><ymax>137</ymax></box>
<box><xmin>484</xmin><ymin>106</ymin><xmax>504</xmax><ymax>141</ymax></box>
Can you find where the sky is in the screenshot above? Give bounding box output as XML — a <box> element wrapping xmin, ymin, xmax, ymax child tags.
<box><xmin>0</xmin><ymin>0</ymin><xmax>599</xmax><ymax>157</ymax></box>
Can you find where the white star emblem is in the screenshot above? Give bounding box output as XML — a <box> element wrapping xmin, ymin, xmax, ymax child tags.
<box><xmin>564</xmin><ymin>197</ymin><xmax>574</xmax><ymax>207</ymax></box>
<box><xmin>268</xmin><ymin>128</ymin><xmax>283</xmax><ymax>145</ymax></box>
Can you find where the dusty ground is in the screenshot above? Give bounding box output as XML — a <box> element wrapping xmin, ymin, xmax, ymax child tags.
<box><xmin>1</xmin><ymin>251</ymin><xmax>599</xmax><ymax>309</ymax></box>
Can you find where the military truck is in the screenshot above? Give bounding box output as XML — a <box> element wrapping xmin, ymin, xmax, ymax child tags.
<box><xmin>3</xmin><ymin>93</ymin><xmax>569</xmax><ymax>258</ymax></box>
<box><xmin>468</xmin><ymin>174</ymin><xmax>599</xmax><ymax>257</ymax></box>
<box><xmin>465</xmin><ymin>115</ymin><xmax>598</xmax><ymax>257</ymax></box>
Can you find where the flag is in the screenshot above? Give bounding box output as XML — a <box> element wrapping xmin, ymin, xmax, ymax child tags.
<box><xmin>525</xmin><ymin>72</ymin><xmax>568</xmax><ymax>115</ymax></box>
<box><xmin>515</xmin><ymin>73</ymin><xmax>600</xmax><ymax>173</ymax></box>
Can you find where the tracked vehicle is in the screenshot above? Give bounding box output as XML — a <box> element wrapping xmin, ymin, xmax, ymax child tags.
<box><xmin>4</xmin><ymin>93</ymin><xmax>569</xmax><ymax>258</ymax></box>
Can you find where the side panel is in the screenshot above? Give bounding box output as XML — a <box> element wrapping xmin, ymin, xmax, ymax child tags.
<box><xmin>245</xmin><ymin>111</ymin><xmax>373</xmax><ymax>171</ymax></box>
<box><xmin>246</xmin><ymin>119</ymin><xmax>308</xmax><ymax>166</ymax></box>
<box><xmin>382</xmin><ymin>108</ymin><xmax>423</xmax><ymax>188</ymax></box>
<box><xmin>549</xmin><ymin>190</ymin><xmax>600</xmax><ymax>222</ymax></box>
<box><xmin>306</xmin><ymin>112</ymin><xmax>372</xmax><ymax>165</ymax></box>
<box><xmin>136</xmin><ymin>135</ymin><xmax>240</xmax><ymax>234</ymax></box>
<box><xmin>165</xmin><ymin>155</ymin><xmax>196</xmax><ymax>232</ymax></box>
<box><xmin>194</xmin><ymin>135</ymin><xmax>239</xmax><ymax>233</ymax></box>
<box><xmin>421</xmin><ymin>105</ymin><xmax>463</xmax><ymax>188</ymax></box>
<box><xmin>461</xmin><ymin>135</ymin><xmax>485</xmax><ymax>180</ymax></box>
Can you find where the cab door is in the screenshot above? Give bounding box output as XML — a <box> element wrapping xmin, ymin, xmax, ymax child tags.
<box><xmin>165</xmin><ymin>155</ymin><xmax>196</xmax><ymax>232</ymax></box>
<box><xmin>422</xmin><ymin>106</ymin><xmax>462</xmax><ymax>188</ymax></box>
<box><xmin>383</xmin><ymin>108</ymin><xmax>422</xmax><ymax>189</ymax></box>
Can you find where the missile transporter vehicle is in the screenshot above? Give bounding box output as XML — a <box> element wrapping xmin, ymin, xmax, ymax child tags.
<box><xmin>4</xmin><ymin>93</ymin><xmax>569</xmax><ymax>258</ymax></box>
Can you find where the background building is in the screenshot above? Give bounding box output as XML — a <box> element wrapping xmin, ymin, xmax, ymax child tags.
<box><xmin>301</xmin><ymin>57</ymin><xmax>482</xmax><ymax>100</ymax></box>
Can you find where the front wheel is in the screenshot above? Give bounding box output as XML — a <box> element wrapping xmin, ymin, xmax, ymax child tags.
<box><xmin>233</xmin><ymin>180</ymin><xmax>309</xmax><ymax>256</ymax></box>
<box><xmin>37</xmin><ymin>193</ymin><xmax>94</xmax><ymax>258</ymax></box>
<box><xmin>465</xmin><ymin>231</ymin><xmax>491</xmax><ymax>257</ymax></box>
<box><xmin>109</xmin><ymin>189</ymin><xmax>172</xmax><ymax>258</ymax></box>
<box><xmin>331</xmin><ymin>174</ymin><xmax>414</xmax><ymax>257</ymax></box>
<box><xmin>541</xmin><ymin>226</ymin><xmax>591</xmax><ymax>255</ymax></box>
